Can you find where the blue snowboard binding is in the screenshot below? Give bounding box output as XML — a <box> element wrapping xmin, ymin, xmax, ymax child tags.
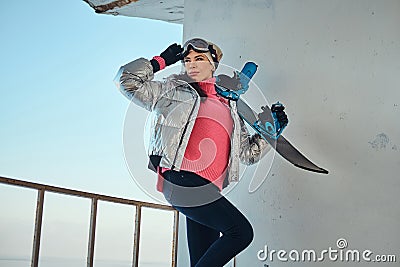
<box><xmin>254</xmin><ymin>102</ymin><xmax>288</xmax><ymax>140</ymax></box>
<box><xmin>216</xmin><ymin>62</ymin><xmax>287</xmax><ymax>139</ymax></box>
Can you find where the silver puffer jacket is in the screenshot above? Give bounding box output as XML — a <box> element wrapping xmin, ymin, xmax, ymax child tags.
<box><xmin>116</xmin><ymin>58</ymin><xmax>270</xmax><ymax>188</ymax></box>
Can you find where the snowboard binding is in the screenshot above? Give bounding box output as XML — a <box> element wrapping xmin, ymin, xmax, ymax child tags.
<box><xmin>254</xmin><ymin>102</ymin><xmax>288</xmax><ymax>140</ymax></box>
<box><xmin>215</xmin><ymin>62</ymin><xmax>258</xmax><ymax>101</ymax></box>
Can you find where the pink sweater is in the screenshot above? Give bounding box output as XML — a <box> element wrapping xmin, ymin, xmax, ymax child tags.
<box><xmin>157</xmin><ymin>77</ymin><xmax>233</xmax><ymax>192</ymax></box>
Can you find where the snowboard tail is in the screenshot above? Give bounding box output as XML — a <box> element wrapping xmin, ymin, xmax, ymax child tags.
<box><xmin>237</xmin><ymin>99</ymin><xmax>329</xmax><ymax>174</ymax></box>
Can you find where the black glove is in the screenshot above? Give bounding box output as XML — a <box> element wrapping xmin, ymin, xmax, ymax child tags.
<box><xmin>160</xmin><ymin>43</ymin><xmax>184</xmax><ymax>65</ymax></box>
<box><xmin>271</xmin><ymin>103</ymin><xmax>289</xmax><ymax>127</ymax></box>
<box><xmin>151</xmin><ymin>43</ymin><xmax>183</xmax><ymax>73</ymax></box>
<box><xmin>216</xmin><ymin>71</ymin><xmax>242</xmax><ymax>91</ymax></box>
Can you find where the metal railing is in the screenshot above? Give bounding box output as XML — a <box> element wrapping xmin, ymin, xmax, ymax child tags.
<box><xmin>0</xmin><ymin>176</ymin><xmax>179</xmax><ymax>267</ymax></box>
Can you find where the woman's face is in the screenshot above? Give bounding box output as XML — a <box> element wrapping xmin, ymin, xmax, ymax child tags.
<box><xmin>183</xmin><ymin>49</ymin><xmax>214</xmax><ymax>82</ymax></box>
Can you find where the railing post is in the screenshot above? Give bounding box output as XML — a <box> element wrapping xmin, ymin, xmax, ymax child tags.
<box><xmin>132</xmin><ymin>205</ymin><xmax>142</xmax><ymax>267</ymax></box>
<box><xmin>87</xmin><ymin>198</ymin><xmax>98</xmax><ymax>267</ymax></box>
<box><xmin>171</xmin><ymin>210</ymin><xmax>179</xmax><ymax>267</ymax></box>
<box><xmin>31</xmin><ymin>189</ymin><xmax>45</xmax><ymax>267</ymax></box>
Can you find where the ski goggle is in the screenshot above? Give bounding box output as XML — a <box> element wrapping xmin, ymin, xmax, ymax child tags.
<box><xmin>182</xmin><ymin>38</ymin><xmax>219</xmax><ymax>62</ymax></box>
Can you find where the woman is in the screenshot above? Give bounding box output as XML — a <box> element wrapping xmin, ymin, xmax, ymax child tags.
<box><xmin>116</xmin><ymin>38</ymin><xmax>287</xmax><ymax>266</ymax></box>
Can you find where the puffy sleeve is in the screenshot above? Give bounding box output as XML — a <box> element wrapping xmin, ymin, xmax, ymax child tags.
<box><xmin>115</xmin><ymin>57</ymin><xmax>164</xmax><ymax>111</ymax></box>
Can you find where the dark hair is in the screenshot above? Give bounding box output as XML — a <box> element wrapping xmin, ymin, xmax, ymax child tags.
<box><xmin>174</xmin><ymin>73</ymin><xmax>208</xmax><ymax>99</ymax></box>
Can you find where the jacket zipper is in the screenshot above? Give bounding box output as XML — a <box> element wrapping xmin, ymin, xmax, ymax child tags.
<box><xmin>171</xmin><ymin>85</ymin><xmax>199</xmax><ymax>169</ymax></box>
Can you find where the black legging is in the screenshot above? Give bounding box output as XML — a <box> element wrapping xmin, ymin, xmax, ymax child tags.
<box><xmin>162</xmin><ymin>170</ymin><xmax>254</xmax><ymax>267</ymax></box>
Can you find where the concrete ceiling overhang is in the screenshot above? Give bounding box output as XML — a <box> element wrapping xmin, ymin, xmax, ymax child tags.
<box><xmin>83</xmin><ymin>0</ymin><xmax>184</xmax><ymax>24</ymax></box>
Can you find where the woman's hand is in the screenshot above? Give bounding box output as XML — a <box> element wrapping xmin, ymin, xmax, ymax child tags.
<box><xmin>271</xmin><ymin>103</ymin><xmax>289</xmax><ymax>128</ymax></box>
<box><xmin>151</xmin><ymin>43</ymin><xmax>184</xmax><ymax>73</ymax></box>
<box><xmin>160</xmin><ymin>43</ymin><xmax>184</xmax><ymax>66</ymax></box>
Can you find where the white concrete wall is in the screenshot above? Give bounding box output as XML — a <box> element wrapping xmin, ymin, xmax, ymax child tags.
<box><xmin>177</xmin><ymin>0</ymin><xmax>400</xmax><ymax>266</ymax></box>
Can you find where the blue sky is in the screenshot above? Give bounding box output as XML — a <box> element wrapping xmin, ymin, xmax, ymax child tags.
<box><xmin>0</xmin><ymin>0</ymin><xmax>182</xmax><ymax>263</ymax></box>
<box><xmin>0</xmin><ymin>1</ymin><xmax>182</xmax><ymax>197</ymax></box>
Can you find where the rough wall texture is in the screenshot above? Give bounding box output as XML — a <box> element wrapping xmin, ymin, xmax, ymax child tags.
<box><xmin>178</xmin><ymin>1</ymin><xmax>400</xmax><ymax>266</ymax></box>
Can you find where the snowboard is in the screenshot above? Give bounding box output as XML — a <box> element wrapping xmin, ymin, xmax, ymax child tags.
<box><xmin>216</xmin><ymin>62</ymin><xmax>329</xmax><ymax>174</ymax></box>
<box><xmin>237</xmin><ymin>98</ymin><xmax>328</xmax><ymax>174</ymax></box>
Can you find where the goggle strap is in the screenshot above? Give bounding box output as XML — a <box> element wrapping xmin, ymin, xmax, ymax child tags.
<box><xmin>208</xmin><ymin>44</ymin><xmax>218</xmax><ymax>62</ymax></box>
